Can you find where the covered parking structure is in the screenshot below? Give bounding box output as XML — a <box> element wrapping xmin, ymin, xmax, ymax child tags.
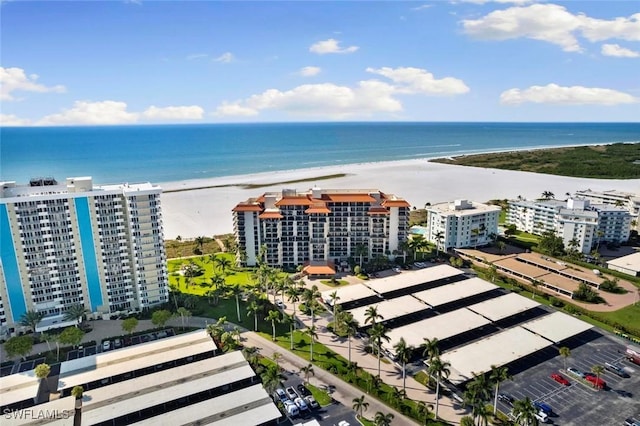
<box><xmin>440</xmin><ymin>326</ymin><xmax>554</xmax><ymax>385</ymax></box>
<box><xmin>4</xmin><ymin>396</ymin><xmax>75</xmax><ymax>426</ymax></box>
<box><xmin>412</xmin><ymin>277</ymin><xmax>502</xmax><ymax>313</ymax></box>
<box><xmin>348</xmin><ymin>295</ymin><xmax>432</xmax><ymax>330</ymax></box>
<box><xmin>0</xmin><ymin>369</ymin><xmax>41</xmax><ymax>412</ymax></box>
<box><xmin>465</xmin><ymin>293</ymin><xmax>546</xmax><ymax>328</ymax></box>
<box><xmin>321</xmin><ymin>284</ymin><xmax>380</xmax><ymax>311</ymax></box>
<box><xmin>58</xmin><ymin>330</ymin><xmax>216</xmax><ymax>395</ymax></box>
<box><xmin>364</xmin><ymin>264</ymin><xmax>466</xmax><ymax>299</ymax></box>
<box><xmin>80</xmin><ymin>350</ymin><xmax>279</xmax><ymax>426</ymax></box>
<box><xmin>520</xmin><ymin>311</ymin><xmax>593</xmax><ymax>344</ymax></box>
<box><xmin>384</xmin><ymin>308</ymin><xmax>492</xmax><ymax>357</ymax></box>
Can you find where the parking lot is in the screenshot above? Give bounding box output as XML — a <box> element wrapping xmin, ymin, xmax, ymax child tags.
<box><xmin>496</xmin><ymin>329</ymin><xmax>640</xmax><ymax>425</ymax></box>
<box><xmin>279</xmin><ymin>372</ymin><xmax>358</xmax><ymax>426</ymax></box>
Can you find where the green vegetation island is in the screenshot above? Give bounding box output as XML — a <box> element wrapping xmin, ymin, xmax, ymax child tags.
<box><xmin>430</xmin><ymin>143</ymin><xmax>640</xmax><ymax>179</ymax></box>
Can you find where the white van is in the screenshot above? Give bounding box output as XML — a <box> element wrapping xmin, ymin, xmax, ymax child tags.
<box><xmin>535</xmin><ymin>410</ymin><xmax>549</xmax><ymax>423</ymax></box>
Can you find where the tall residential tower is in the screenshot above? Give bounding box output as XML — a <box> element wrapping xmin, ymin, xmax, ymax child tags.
<box><xmin>0</xmin><ymin>177</ymin><xmax>168</xmax><ymax>336</ymax></box>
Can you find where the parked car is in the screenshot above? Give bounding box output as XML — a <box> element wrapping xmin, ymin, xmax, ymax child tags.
<box><xmin>605</xmin><ymin>362</ymin><xmax>630</xmax><ymax>378</ymax></box>
<box><xmin>294</xmin><ymin>397</ymin><xmax>309</xmax><ymax>411</ymax></box>
<box><xmin>285</xmin><ymin>386</ymin><xmax>298</xmax><ymax>400</ymax></box>
<box><xmin>297</xmin><ymin>384</ymin><xmax>311</xmax><ymax>397</ymax></box>
<box><xmin>275</xmin><ymin>388</ymin><xmax>288</xmax><ymax>403</ymax></box>
<box><xmin>535</xmin><ymin>410</ymin><xmax>549</xmax><ymax>424</ymax></box>
<box><xmin>567</xmin><ymin>367</ymin><xmax>585</xmax><ymax>378</ymax></box>
<box><xmin>283</xmin><ymin>400</ymin><xmax>299</xmax><ymax>417</ymax></box>
<box><xmin>585</xmin><ymin>374</ymin><xmax>606</xmax><ymax>389</ymax></box>
<box><xmin>498</xmin><ymin>393</ymin><xmax>514</xmax><ymax>405</ymax></box>
<box><xmin>275</xmin><ymin>300</ymin><xmax>285</xmax><ymax>309</ymax></box>
<box><xmin>114</xmin><ymin>339</ymin><xmax>122</xmax><ymax>348</ymax></box>
<box><xmin>624</xmin><ymin>418</ymin><xmax>640</xmax><ymax>426</ymax></box>
<box><xmin>102</xmin><ymin>340</ymin><xmax>111</xmax><ymax>351</ymax></box>
<box><xmin>533</xmin><ymin>401</ymin><xmax>553</xmax><ymax>415</ymax></box>
<box><xmin>551</xmin><ymin>372</ymin><xmax>570</xmax><ymax>386</ymax></box>
<box><xmin>305</xmin><ymin>395</ymin><xmax>319</xmax><ymax>409</ymax></box>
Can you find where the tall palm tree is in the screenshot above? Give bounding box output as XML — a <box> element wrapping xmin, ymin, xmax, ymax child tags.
<box><xmin>343</xmin><ymin>312</ymin><xmax>360</xmax><ymax>364</ymax></box>
<box><xmin>247</xmin><ymin>301</ymin><xmax>260</xmax><ymax>332</ymax></box>
<box><xmin>369</xmin><ymin>323</ymin><xmax>390</xmax><ymax>377</ymax></box>
<box><xmin>435</xmin><ymin>230</ymin><xmax>445</xmax><ymax>256</ymax></box>
<box><xmin>388</xmin><ymin>386</ymin><xmax>406</xmax><ymax>404</ymax></box>
<box><xmin>285</xmin><ymin>285</ymin><xmax>300</xmax><ymax>317</ymax></box>
<box><xmin>63</xmin><ymin>304</ymin><xmax>88</xmax><ymax>327</ymax></box>
<box><xmin>408</xmin><ymin>235</ymin><xmax>427</xmax><ymax>260</ymax></box>
<box><xmin>272</xmin><ymin>351</ymin><xmax>282</xmax><ymax>369</ymax></box>
<box><xmin>214</xmin><ymin>256</ymin><xmax>231</xmax><ymax>274</ymax></box>
<box><xmin>19</xmin><ymin>310</ymin><xmax>44</xmax><ymax>333</ymax></box>
<box><xmin>229</xmin><ymin>285</ymin><xmax>243</xmax><ymax>322</ymax></box>
<box><xmin>194</xmin><ymin>235</ymin><xmax>205</xmax><ymax>252</ymax></box>
<box><xmin>512</xmin><ymin>397</ymin><xmax>537</xmax><ymax>426</ymax></box>
<box><xmin>364</xmin><ymin>305</ymin><xmax>383</xmax><ymax>327</ymax></box>
<box><xmin>416</xmin><ymin>401</ymin><xmax>434</xmax><ymax>426</ymax></box>
<box><xmin>374</xmin><ymin>411</ymin><xmax>394</xmax><ymax>426</ymax></box>
<box><xmin>355</xmin><ymin>243</ymin><xmax>368</xmax><ymax>268</ymax></box>
<box><xmin>300</xmin><ymin>363</ymin><xmax>315</xmax><ymax>384</ymax></box>
<box><xmin>559</xmin><ymin>346</ymin><xmax>571</xmax><ymax>371</ymax></box>
<box><xmin>428</xmin><ymin>355</ymin><xmax>451</xmax><ymax>419</ymax></box>
<box><xmin>265</xmin><ymin>310</ymin><xmax>280</xmax><ymax>341</ymax></box>
<box><xmin>329</xmin><ymin>290</ymin><xmax>340</xmax><ymax>318</ymax></box>
<box><xmin>489</xmin><ymin>365</ymin><xmax>512</xmax><ymax>415</ymax></box>
<box><xmin>176</xmin><ymin>307</ymin><xmax>191</xmax><ymax>329</ymax></box>
<box><xmin>352</xmin><ymin>395</ymin><xmax>369</xmax><ymax>419</ymax></box>
<box><xmin>421</xmin><ymin>337</ymin><xmax>440</xmax><ymax>361</ymax></box>
<box><xmin>260</xmin><ymin>363</ymin><xmax>284</xmax><ymax>395</ymax></box>
<box><xmin>305</xmin><ymin>325</ymin><xmax>318</xmax><ymax>361</ymax></box>
<box><xmin>282</xmin><ymin>313</ymin><xmax>295</xmax><ymax>350</ymax></box>
<box><xmin>393</xmin><ymin>337</ymin><xmax>413</xmax><ymax>392</ymax></box>
<box><xmin>591</xmin><ymin>365</ymin><xmax>605</xmax><ymax>389</ymax></box>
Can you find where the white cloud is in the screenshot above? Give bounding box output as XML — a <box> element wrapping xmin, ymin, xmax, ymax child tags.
<box><xmin>500</xmin><ymin>83</ymin><xmax>638</xmax><ymax>105</ymax></box>
<box><xmin>299</xmin><ymin>66</ymin><xmax>321</xmax><ymax>77</ymax></box>
<box><xmin>37</xmin><ymin>101</ymin><xmax>139</xmax><ymax>125</ymax></box>
<box><xmin>0</xmin><ymin>67</ymin><xmax>66</xmax><ymax>101</ymax></box>
<box><xmin>142</xmin><ymin>105</ymin><xmax>204</xmax><ymax>120</ymax></box>
<box><xmin>411</xmin><ymin>4</ymin><xmax>433</xmax><ymax>11</ymax></box>
<box><xmin>214</xmin><ymin>102</ymin><xmax>260</xmax><ymax>117</ymax></box>
<box><xmin>0</xmin><ymin>113</ymin><xmax>31</xmax><ymax>126</ymax></box>
<box><xmin>367</xmin><ymin>67</ymin><xmax>470</xmax><ymax>95</ymax></box>
<box><xmin>186</xmin><ymin>53</ymin><xmax>208</xmax><ymax>60</ymax></box>
<box><xmin>309</xmin><ymin>39</ymin><xmax>359</xmax><ymax>54</ymax></box>
<box><xmin>214</xmin><ymin>52</ymin><xmax>235</xmax><ymax>63</ymax></box>
<box><xmin>462</xmin><ymin>4</ymin><xmax>640</xmax><ymax>52</ymax></box>
<box><xmin>456</xmin><ymin>0</ymin><xmax>533</xmax><ymax>4</ymax></box>
<box><xmin>601</xmin><ymin>43</ymin><xmax>639</xmax><ymax>58</ymax></box>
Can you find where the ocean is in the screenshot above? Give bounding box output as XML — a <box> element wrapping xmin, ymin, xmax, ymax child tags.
<box><xmin>2</xmin><ymin>122</ymin><xmax>639</xmax><ymax>185</ymax></box>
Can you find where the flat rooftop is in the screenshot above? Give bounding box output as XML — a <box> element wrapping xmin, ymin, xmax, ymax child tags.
<box><xmin>4</xmin><ymin>396</ymin><xmax>75</xmax><ymax>426</ymax></box>
<box><xmin>321</xmin><ymin>284</ymin><xmax>379</xmax><ymax>306</ymax></box>
<box><xmin>0</xmin><ymin>370</ymin><xmax>39</xmax><ymax>408</ymax></box>
<box><xmin>384</xmin><ymin>308</ymin><xmax>491</xmax><ymax>352</ymax></box>
<box><xmin>520</xmin><ymin>311</ymin><xmax>593</xmax><ymax>343</ymax></box>
<box><xmin>364</xmin><ymin>264</ymin><xmax>464</xmax><ymax>296</ymax></box>
<box><xmin>441</xmin><ymin>326</ymin><xmax>553</xmax><ymax>384</ymax></box>
<box><xmin>348</xmin><ymin>295</ymin><xmax>430</xmax><ymax>326</ymax></box>
<box><xmin>465</xmin><ymin>293</ymin><xmax>540</xmax><ymax>322</ymax></box>
<box><xmin>607</xmin><ymin>251</ymin><xmax>640</xmax><ymax>272</ymax></box>
<box><xmin>412</xmin><ymin>277</ymin><xmax>498</xmax><ymax>308</ymax></box>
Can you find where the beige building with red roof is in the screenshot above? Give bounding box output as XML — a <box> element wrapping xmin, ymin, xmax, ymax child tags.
<box><xmin>232</xmin><ymin>188</ymin><xmax>410</xmax><ymax>272</ymax></box>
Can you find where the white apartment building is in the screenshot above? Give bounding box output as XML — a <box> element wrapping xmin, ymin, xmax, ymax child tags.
<box><xmin>575</xmin><ymin>189</ymin><xmax>640</xmax><ymax>230</ymax></box>
<box><xmin>0</xmin><ymin>177</ymin><xmax>168</xmax><ymax>336</ymax></box>
<box><xmin>507</xmin><ymin>198</ymin><xmax>631</xmax><ymax>254</ymax></box>
<box><xmin>232</xmin><ymin>188</ymin><xmax>410</xmax><ymax>272</ymax></box>
<box><xmin>425</xmin><ymin>200</ymin><xmax>501</xmax><ymax>251</ymax></box>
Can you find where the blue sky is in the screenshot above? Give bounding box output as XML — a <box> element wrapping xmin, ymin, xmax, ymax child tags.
<box><xmin>1</xmin><ymin>0</ymin><xmax>639</xmax><ymax>125</ymax></box>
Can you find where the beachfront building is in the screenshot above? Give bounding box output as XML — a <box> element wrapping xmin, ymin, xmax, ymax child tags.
<box><xmin>424</xmin><ymin>200</ymin><xmax>500</xmax><ymax>251</ymax></box>
<box><xmin>0</xmin><ymin>177</ymin><xmax>168</xmax><ymax>337</ymax></box>
<box><xmin>507</xmin><ymin>198</ymin><xmax>631</xmax><ymax>254</ymax></box>
<box><xmin>232</xmin><ymin>188</ymin><xmax>410</xmax><ymax>272</ymax></box>
<box><xmin>575</xmin><ymin>189</ymin><xmax>640</xmax><ymax>230</ymax></box>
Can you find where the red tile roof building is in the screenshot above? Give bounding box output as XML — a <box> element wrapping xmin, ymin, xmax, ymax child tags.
<box><xmin>232</xmin><ymin>188</ymin><xmax>410</xmax><ymax>271</ymax></box>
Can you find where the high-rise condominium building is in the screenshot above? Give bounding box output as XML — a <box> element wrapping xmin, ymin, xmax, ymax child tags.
<box><xmin>0</xmin><ymin>177</ymin><xmax>168</xmax><ymax>336</ymax></box>
<box><xmin>425</xmin><ymin>200</ymin><xmax>501</xmax><ymax>250</ymax></box>
<box><xmin>232</xmin><ymin>188</ymin><xmax>410</xmax><ymax>272</ymax></box>
<box><xmin>574</xmin><ymin>189</ymin><xmax>640</xmax><ymax>230</ymax></box>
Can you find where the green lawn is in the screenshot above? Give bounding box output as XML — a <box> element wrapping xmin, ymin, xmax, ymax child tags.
<box><xmin>306</xmin><ymin>383</ymin><xmax>332</xmax><ymax>406</ymax></box>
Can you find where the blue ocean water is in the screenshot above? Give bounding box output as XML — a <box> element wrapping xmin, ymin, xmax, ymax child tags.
<box><xmin>2</xmin><ymin>122</ymin><xmax>639</xmax><ymax>184</ymax></box>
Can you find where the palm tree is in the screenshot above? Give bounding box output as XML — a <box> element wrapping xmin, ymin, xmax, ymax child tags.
<box><xmin>329</xmin><ymin>290</ymin><xmax>340</xmax><ymax>318</ymax></box>
<box><xmin>369</xmin><ymin>374</ymin><xmax>383</xmax><ymax>394</ymax></box>
<box><xmin>176</xmin><ymin>307</ymin><xmax>191</xmax><ymax>330</ymax></box>
<box><xmin>63</xmin><ymin>304</ymin><xmax>88</xmax><ymax>327</ymax></box>
<box><xmin>591</xmin><ymin>365</ymin><xmax>605</xmax><ymax>389</ymax></box>
<box><xmin>214</xmin><ymin>256</ymin><xmax>231</xmax><ymax>274</ymax></box>
<box><xmin>305</xmin><ymin>325</ymin><xmax>318</xmax><ymax>361</ymax></box>
<box><xmin>343</xmin><ymin>312</ymin><xmax>360</xmax><ymax>364</ymax></box>
<box><xmin>300</xmin><ymin>363</ymin><xmax>315</xmax><ymax>384</ymax></box>
<box><xmin>421</xmin><ymin>337</ymin><xmax>440</xmax><ymax>361</ymax></box>
<box><xmin>229</xmin><ymin>285</ymin><xmax>243</xmax><ymax>322</ymax></box>
<box><xmin>272</xmin><ymin>351</ymin><xmax>282</xmax><ymax>369</ymax></box>
<box><xmin>408</xmin><ymin>234</ymin><xmax>428</xmax><ymax>260</ymax></box>
<box><xmin>355</xmin><ymin>243</ymin><xmax>368</xmax><ymax>268</ymax></box>
<box><xmin>374</xmin><ymin>411</ymin><xmax>394</xmax><ymax>426</ymax></box>
<box><xmin>285</xmin><ymin>285</ymin><xmax>300</xmax><ymax>317</ymax></box>
<box><xmin>541</xmin><ymin>191</ymin><xmax>555</xmax><ymax>200</ymax></box>
<box><xmin>393</xmin><ymin>337</ymin><xmax>413</xmax><ymax>392</ymax></box>
<box><xmin>247</xmin><ymin>301</ymin><xmax>260</xmax><ymax>332</ymax></box>
<box><xmin>416</xmin><ymin>400</ymin><xmax>434</xmax><ymax>426</ymax></box>
<box><xmin>260</xmin><ymin>363</ymin><xmax>284</xmax><ymax>395</ymax></box>
<box><xmin>352</xmin><ymin>395</ymin><xmax>369</xmax><ymax>419</ymax></box>
<box><xmin>512</xmin><ymin>397</ymin><xmax>537</xmax><ymax>425</ymax></box>
<box><xmin>489</xmin><ymin>365</ymin><xmax>512</xmax><ymax>415</ymax></box>
<box><xmin>460</xmin><ymin>416</ymin><xmax>475</xmax><ymax>426</ymax></box>
<box><xmin>282</xmin><ymin>313</ymin><xmax>295</xmax><ymax>350</ymax></box>
<box><xmin>369</xmin><ymin>323</ymin><xmax>390</xmax><ymax>377</ymax></box>
<box><xmin>242</xmin><ymin>346</ymin><xmax>260</xmax><ymax>370</ymax></box>
<box><xmin>428</xmin><ymin>355</ymin><xmax>451</xmax><ymax>419</ymax></box>
<box><xmin>471</xmin><ymin>227</ymin><xmax>480</xmax><ymax>249</ymax></box>
<box><xmin>194</xmin><ymin>235</ymin><xmax>205</xmax><ymax>252</ymax></box>
<box><xmin>19</xmin><ymin>310</ymin><xmax>44</xmax><ymax>333</ymax></box>
<box><xmin>364</xmin><ymin>305</ymin><xmax>383</xmax><ymax>326</ymax></box>
<box><xmin>435</xmin><ymin>230</ymin><xmax>445</xmax><ymax>256</ymax></box>
<box><xmin>388</xmin><ymin>386</ymin><xmax>406</xmax><ymax>404</ymax></box>
<box><xmin>265</xmin><ymin>310</ymin><xmax>280</xmax><ymax>341</ymax></box>
<box><xmin>559</xmin><ymin>346</ymin><xmax>571</xmax><ymax>371</ymax></box>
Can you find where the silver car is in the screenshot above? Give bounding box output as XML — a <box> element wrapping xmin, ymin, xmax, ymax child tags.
<box><xmin>567</xmin><ymin>367</ymin><xmax>584</xmax><ymax>378</ymax></box>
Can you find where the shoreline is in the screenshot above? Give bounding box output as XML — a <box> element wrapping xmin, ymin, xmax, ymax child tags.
<box><xmin>159</xmin><ymin>146</ymin><xmax>640</xmax><ymax>239</ymax></box>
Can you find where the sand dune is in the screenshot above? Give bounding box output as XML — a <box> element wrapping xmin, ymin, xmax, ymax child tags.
<box><xmin>159</xmin><ymin>158</ymin><xmax>640</xmax><ymax>239</ymax></box>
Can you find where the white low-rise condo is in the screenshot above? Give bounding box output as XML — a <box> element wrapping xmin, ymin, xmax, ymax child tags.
<box><xmin>0</xmin><ymin>177</ymin><xmax>168</xmax><ymax>336</ymax></box>
<box><xmin>507</xmin><ymin>198</ymin><xmax>631</xmax><ymax>254</ymax></box>
<box><xmin>424</xmin><ymin>199</ymin><xmax>501</xmax><ymax>251</ymax></box>
<box><xmin>232</xmin><ymin>188</ymin><xmax>410</xmax><ymax>273</ymax></box>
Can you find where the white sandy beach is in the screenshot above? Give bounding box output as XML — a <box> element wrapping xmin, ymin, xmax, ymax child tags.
<box><xmin>159</xmin><ymin>158</ymin><xmax>640</xmax><ymax>239</ymax></box>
